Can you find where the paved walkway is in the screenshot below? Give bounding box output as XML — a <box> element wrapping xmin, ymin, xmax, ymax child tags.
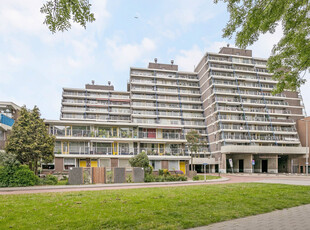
<box><xmin>190</xmin><ymin>204</ymin><xmax>310</xmax><ymax>230</ymax></box>
<box><xmin>0</xmin><ymin>178</ymin><xmax>230</xmax><ymax>195</ymax></box>
<box><xmin>1</xmin><ymin>174</ymin><xmax>310</xmax><ymax>195</ymax></box>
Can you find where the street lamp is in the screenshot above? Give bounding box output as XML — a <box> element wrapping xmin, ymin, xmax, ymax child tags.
<box><xmin>301</xmin><ymin>119</ymin><xmax>309</xmax><ymax>175</ymax></box>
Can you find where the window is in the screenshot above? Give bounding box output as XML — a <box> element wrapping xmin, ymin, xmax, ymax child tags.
<box><xmin>151</xmin><ymin>160</ymin><xmax>161</xmax><ymax>171</ymax></box>
<box><xmin>42</xmin><ymin>161</ymin><xmax>55</xmax><ymax>170</ymax></box>
<box><xmin>168</xmin><ymin>161</ymin><xmax>179</xmax><ymax>171</ymax></box>
<box><xmin>64</xmin><ymin>158</ymin><xmax>76</xmax><ymax>170</ymax></box>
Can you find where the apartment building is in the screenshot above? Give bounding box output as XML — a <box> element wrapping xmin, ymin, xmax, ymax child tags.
<box><xmin>196</xmin><ymin>46</ymin><xmax>306</xmax><ymax>173</ymax></box>
<box><xmin>45</xmin><ymin>62</ymin><xmax>210</xmax><ymax>174</ymax></box>
<box><xmin>0</xmin><ymin>102</ymin><xmax>20</xmax><ymax>150</ymax></box>
<box><xmin>45</xmin><ymin>46</ymin><xmax>307</xmax><ymax>174</ymax></box>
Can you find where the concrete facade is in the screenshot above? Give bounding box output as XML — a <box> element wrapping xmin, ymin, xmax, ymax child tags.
<box><xmin>43</xmin><ymin>47</ymin><xmax>307</xmax><ymax>174</ymax></box>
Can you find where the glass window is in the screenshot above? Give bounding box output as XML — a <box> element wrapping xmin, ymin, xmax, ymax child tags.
<box><xmin>168</xmin><ymin>161</ymin><xmax>179</xmax><ymax>171</ymax></box>
<box><xmin>64</xmin><ymin>158</ymin><xmax>76</xmax><ymax>170</ymax></box>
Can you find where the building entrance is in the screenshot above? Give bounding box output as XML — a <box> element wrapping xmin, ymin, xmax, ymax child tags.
<box><xmin>262</xmin><ymin>160</ymin><xmax>268</xmax><ymax>173</ymax></box>
<box><xmin>239</xmin><ymin>159</ymin><xmax>244</xmax><ymax>173</ymax></box>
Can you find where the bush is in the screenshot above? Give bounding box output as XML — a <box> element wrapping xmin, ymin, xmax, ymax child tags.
<box><xmin>0</xmin><ymin>165</ymin><xmax>39</xmax><ymax>187</ymax></box>
<box><xmin>147</xmin><ymin>174</ymin><xmax>188</xmax><ymax>182</ymax></box>
<box><xmin>41</xmin><ymin>174</ymin><xmax>58</xmax><ymax>185</ymax></box>
<box><xmin>144</xmin><ymin>174</ymin><xmax>155</xmax><ymax>182</ymax></box>
<box><xmin>193</xmin><ymin>175</ymin><xmax>199</xmax><ymax>181</ymax></box>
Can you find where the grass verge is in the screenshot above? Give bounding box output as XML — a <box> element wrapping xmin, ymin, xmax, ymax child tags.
<box><xmin>195</xmin><ymin>175</ymin><xmax>221</xmax><ymax>180</ymax></box>
<box><xmin>1</xmin><ymin>183</ymin><xmax>310</xmax><ymax>229</ymax></box>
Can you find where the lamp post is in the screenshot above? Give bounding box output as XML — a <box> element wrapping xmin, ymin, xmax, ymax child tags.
<box><xmin>301</xmin><ymin>119</ymin><xmax>309</xmax><ymax>175</ymax></box>
<box><xmin>306</xmin><ymin>119</ymin><xmax>309</xmax><ymax>176</ymax></box>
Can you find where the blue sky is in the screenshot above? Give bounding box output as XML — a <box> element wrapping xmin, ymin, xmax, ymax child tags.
<box><xmin>0</xmin><ymin>0</ymin><xmax>309</xmax><ymax>119</ymax></box>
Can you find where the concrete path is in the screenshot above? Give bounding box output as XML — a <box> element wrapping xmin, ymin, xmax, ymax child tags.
<box><xmin>190</xmin><ymin>204</ymin><xmax>310</xmax><ymax>230</ymax></box>
<box><xmin>1</xmin><ymin>174</ymin><xmax>310</xmax><ymax>195</ymax></box>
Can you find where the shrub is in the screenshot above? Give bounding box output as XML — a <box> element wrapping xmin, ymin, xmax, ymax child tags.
<box><xmin>129</xmin><ymin>152</ymin><xmax>152</xmax><ymax>175</ymax></box>
<box><xmin>149</xmin><ymin>174</ymin><xmax>188</xmax><ymax>182</ymax></box>
<box><xmin>126</xmin><ymin>174</ymin><xmax>132</xmax><ymax>183</ymax></box>
<box><xmin>106</xmin><ymin>171</ymin><xmax>113</xmax><ymax>183</ymax></box>
<box><xmin>163</xmin><ymin>169</ymin><xmax>170</xmax><ymax>176</ymax></box>
<box><xmin>144</xmin><ymin>174</ymin><xmax>155</xmax><ymax>182</ymax></box>
<box><xmin>42</xmin><ymin>174</ymin><xmax>58</xmax><ymax>185</ymax></box>
<box><xmin>193</xmin><ymin>175</ymin><xmax>199</xmax><ymax>181</ymax></box>
<box><xmin>0</xmin><ymin>165</ymin><xmax>39</xmax><ymax>187</ymax></box>
<box><xmin>158</xmin><ymin>169</ymin><xmax>164</xmax><ymax>176</ymax></box>
<box><xmin>174</xmin><ymin>170</ymin><xmax>184</xmax><ymax>175</ymax></box>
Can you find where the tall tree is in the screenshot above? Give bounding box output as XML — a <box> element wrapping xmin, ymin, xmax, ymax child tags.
<box><xmin>41</xmin><ymin>0</ymin><xmax>96</xmax><ymax>33</ymax></box>
<box><xmin>5</xmin><ymin>106</ymin><xmax>55</xmax><ymax>175</ymax></box>
<box><xmin>186</xmin><ymin>130</ymin><xmax>200</xmax><ymax>171</ymax></box>
<box><xmin>215</xmin><ymin>0</ymin><xmax>310</xmax><ymax>93</ymax></box>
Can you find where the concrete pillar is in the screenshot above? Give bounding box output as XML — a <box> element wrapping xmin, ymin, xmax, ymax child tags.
<box><xmin>219</xmin><ymin>153</ymin><xmax>226</xmax><ymax>173</ymax></box>
<box><xmin>244</xmin><ymin>154</ymin><xmax>253</xmax><ymax>173</ymax></box>
<box><xmin>268</xmin><ymin>156</ymin><xmax>278</xmax><ymax>173</ymax></box>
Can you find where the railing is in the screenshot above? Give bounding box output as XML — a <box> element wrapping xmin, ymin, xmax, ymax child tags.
<box><xmin>0</xmin><ymin>114</ymin><xmax>15</xmax><ymax>127</ymax></box>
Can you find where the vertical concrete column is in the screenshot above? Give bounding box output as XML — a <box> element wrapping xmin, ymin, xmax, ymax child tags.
<box><xmin>219</xmin><ymin>153</ymin><xmax>226</xmax><ymax>173</ymax></box>
<box><xmin>268</xmin><ymin>156</ymin><xmax>278</xmax><ymax>173</ymax></box>
<box><xmin>244</xmin><ymin>154</ymin><xmax>253</xmax><ymax>173</ymax></box>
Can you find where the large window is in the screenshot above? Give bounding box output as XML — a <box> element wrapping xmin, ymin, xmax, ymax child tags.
<box><xmin>54</xmin><ymin>141</ymin><xmax>62</xmax><ymax>154</ymax></box>
<box><xmin>72</xmin><ymin>126</ymin><xmax>90</xmax><ymax>137</ymax></box>
<box><xmin>64</xmin><ymin>158</ymin><xmax>76</xmax><ymax>170</ymax></box>
<box><xmin>151</xmin><ymin>160</ymin><xmax>161</xmax><ymax>171</ymax></box>
<box><xmin>42</xmin><ymin>161</ymin><xmax>55</xmax><ymax>170</ymax></box>
<box><xmin>69</xmin><ymin>142</ymin><xmax>89</xmax><ymax>154</ymax></box>
<box><xmin>168</xmin><ymin>161</ymin><xmax>179</xmax><ymax>171</ymax></box>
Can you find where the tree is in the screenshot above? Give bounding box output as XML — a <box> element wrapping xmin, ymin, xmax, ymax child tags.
<box><xmin>5</xmin><ymin>106</ymin><xmax>55</xmax><ymax>175</ymax></box>
<box><xmin>129</xmin><ymin>152</ymin><xmax>152</xmax><ymax>175</ymax></box>
<box><xmin>186</xmin><ymin>130</ymin><xmax>200</xmax><ymax>171</ymax></box>
<box><xmin>215</xmin><ymin>0</ymin><xmax>310</xmax><ymax>93</ymax></box>
<box><xmin>41</xmin><ymin>0</ymin><xmax>96</xmax><ymax>33</ymax></box>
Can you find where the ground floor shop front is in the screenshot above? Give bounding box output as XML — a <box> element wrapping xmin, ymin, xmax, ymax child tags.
<box><xmin>218</xmin><ymin>145</ymin><xmax>308</xmax><ymax>174</ymax></box>
<box><xmin>219</xmin><ymin>153</ymin><xmax>309</xmax><ymax>174</ymax></box>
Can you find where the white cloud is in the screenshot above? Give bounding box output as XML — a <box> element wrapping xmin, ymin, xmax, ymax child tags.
<box><xmin>174</xmin><ymin>41</ymin><xmax>229</xmax><ymax>71</ymax></box>
<box><xmin>175</xmin><ymin>46</ymin><xmax>204</xmax><ymax>71</ymax></box>
<box><xmin>249</xmin><ymin>25</ymin><xmax>283</xmax><ymax>58</ymax></box>
<box><xmin>106</xmin><ymin>37</ymin><xmax>156</xmax><ymax>71</ymax></box>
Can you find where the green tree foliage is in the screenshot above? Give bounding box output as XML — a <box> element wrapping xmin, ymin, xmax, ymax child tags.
<box><xmin>186</xmin><ymin>130</ymin><xmax>200</xmax><ymax>171</ymax></box>
<box><xmin>215</xmin><ymin>0</ymin><xmax>310</xmax><ymax>93</ymax></box>
<box><xmin>129</xmin><ymin>152</ymin><xmax>152</xmax><ymax>175</ymax></box>
<box><xmin>41</xmin><ymin>0</ymin><xmax>96</xmax><ymax>33</ymax></box>
<box><xmin>0</xmin><ymin>164</ymin><xmax>39</xmax><ymax>187</ymax></box>
<box><xmin>5</xmin><ymin>106</ymin><xmax>55</xmax><ymax>175</ymax></box>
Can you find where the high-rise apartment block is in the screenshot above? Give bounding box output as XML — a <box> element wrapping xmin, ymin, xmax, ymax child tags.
<box><xmin>44</xmin><ymin>47</ymin><xmax>307</xmax><ymax>174</ymax></box>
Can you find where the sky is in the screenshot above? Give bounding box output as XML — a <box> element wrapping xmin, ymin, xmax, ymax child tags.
<box><xmin>0</xmin><ymin>0</ymin><xmax>309</xmax><ymax>119</ymax></box>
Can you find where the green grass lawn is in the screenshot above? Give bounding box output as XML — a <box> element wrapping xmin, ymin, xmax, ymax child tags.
<box><xmin>195</xmin><ymin>175</ymin><xmax>221</xmax><ymax>180</ymax></box>
<box><xmin>1</xmin><ymin>183</ymin><xmax>310</xmax><ymax>229</ymax></box>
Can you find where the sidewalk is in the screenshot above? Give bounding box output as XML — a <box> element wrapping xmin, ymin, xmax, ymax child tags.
<box><xmin>190</xmin><ymin>204</ymin><xmax>310</xmax><ymax>230</ymax></box>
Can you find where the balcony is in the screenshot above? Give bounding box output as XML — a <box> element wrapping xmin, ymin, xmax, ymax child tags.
<box><xmin>0</xmin><ymin>114</ymin><xmax>14</xmax><ymax>127</ymax></box>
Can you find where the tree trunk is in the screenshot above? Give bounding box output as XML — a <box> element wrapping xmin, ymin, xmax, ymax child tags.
<box><xmin>191</xmin><ymin>152</ymin><xmax>193</xmax><ymax>171</ymax></box>
<box><xmin>29</xmin><ymin>161</ymin><xmax>33</xmax><ymax>172</ymax></box>
<box><xmin>34</xmin><ymin>159</ymin><xmax>38</xmax><ymax>175</ymax></box>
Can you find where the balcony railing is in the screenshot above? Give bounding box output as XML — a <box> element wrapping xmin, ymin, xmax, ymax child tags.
<box><xmin>53</xmin><ymin>130</ymin><xmax>185</xmax><ymax>140</ymax></box>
